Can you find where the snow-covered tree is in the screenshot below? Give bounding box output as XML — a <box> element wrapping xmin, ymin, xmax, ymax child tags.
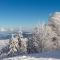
<box><xmin>33</xmin><ymin>12</ymin><xmax>60</xmax><ymax>52</ymax></box>
<box><xmin>8</xmin><ymin>33</ymin><xmax>28</xmax><ymax>56</ymax></box>
<box><xmin>33</xmin><ymin>25</ymin><xmax>58</xmax><ymax>52</ymax></box>
<box><xmin>32</xmin><ymin>23</ymin><xmax>46</xmax><ymax>52</ymax></box>
<box><xmin>48</xmin><ymin>12</ymin><xmax>60</xmax><ymax>49</ymax></box>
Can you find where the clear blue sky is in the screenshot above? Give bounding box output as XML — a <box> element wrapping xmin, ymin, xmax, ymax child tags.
<box><xmin>0</xmin><ymin>0</ymin><xmax>60</xmax><ymax>28</ymax></box>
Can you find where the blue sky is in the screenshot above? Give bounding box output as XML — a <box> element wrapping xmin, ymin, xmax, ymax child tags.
<box><xmin>0</xmin><ymin>0</ymin><xmax>60</xmax><ymax>28</ymax></box>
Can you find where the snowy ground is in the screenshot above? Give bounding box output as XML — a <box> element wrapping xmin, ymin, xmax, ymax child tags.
<box><xmin>1</xmin><ymin>51</ymin><xmax>60</xmax><ymax>60</ymax></box>
<box><xmin>2</xmin><ymin>53</ymin><xmax>60</xmax><ymax>60</ymax></box>
<box><xmin>2</xmin><ymin>56</ymin><xmax>60</xmax><ymax>60</ymax></box>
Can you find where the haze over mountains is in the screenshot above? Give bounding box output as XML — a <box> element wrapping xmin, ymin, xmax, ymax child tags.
<box><xmin>0</xmin><ymin>27</ymin><xmax>33</xmax><ymax>33</ymax></box>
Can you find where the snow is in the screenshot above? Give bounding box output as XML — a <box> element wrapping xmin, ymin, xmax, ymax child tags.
<box><xmin>1</xmin><ymin>51</ymin><xmax>60</xmax><ymax>60</ymax></box>
<box><xmin>2</xmin><ymin>53</ymin><xmax>60</xmax><ymax>60</ymax></box>
<box><xmin>0</xmin><ymin>39</ymin><xmax>9</xmax><ymax>50</ymax></box>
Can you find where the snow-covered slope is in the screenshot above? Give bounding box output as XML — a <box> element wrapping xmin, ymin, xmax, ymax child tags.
<box><xmin>3</xmin><ymin>56</ymin><xmax>60</xmax><ymax>60</ymax></box>
<box><xmin>2</xmin><ymin>52</ymin><xmax>60</xmax><ymax>60</ymax></box>
<box><xmin>1</xmin><ymin>50</ymin><xmax>60</xmax><ymax>60</ymax></box>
